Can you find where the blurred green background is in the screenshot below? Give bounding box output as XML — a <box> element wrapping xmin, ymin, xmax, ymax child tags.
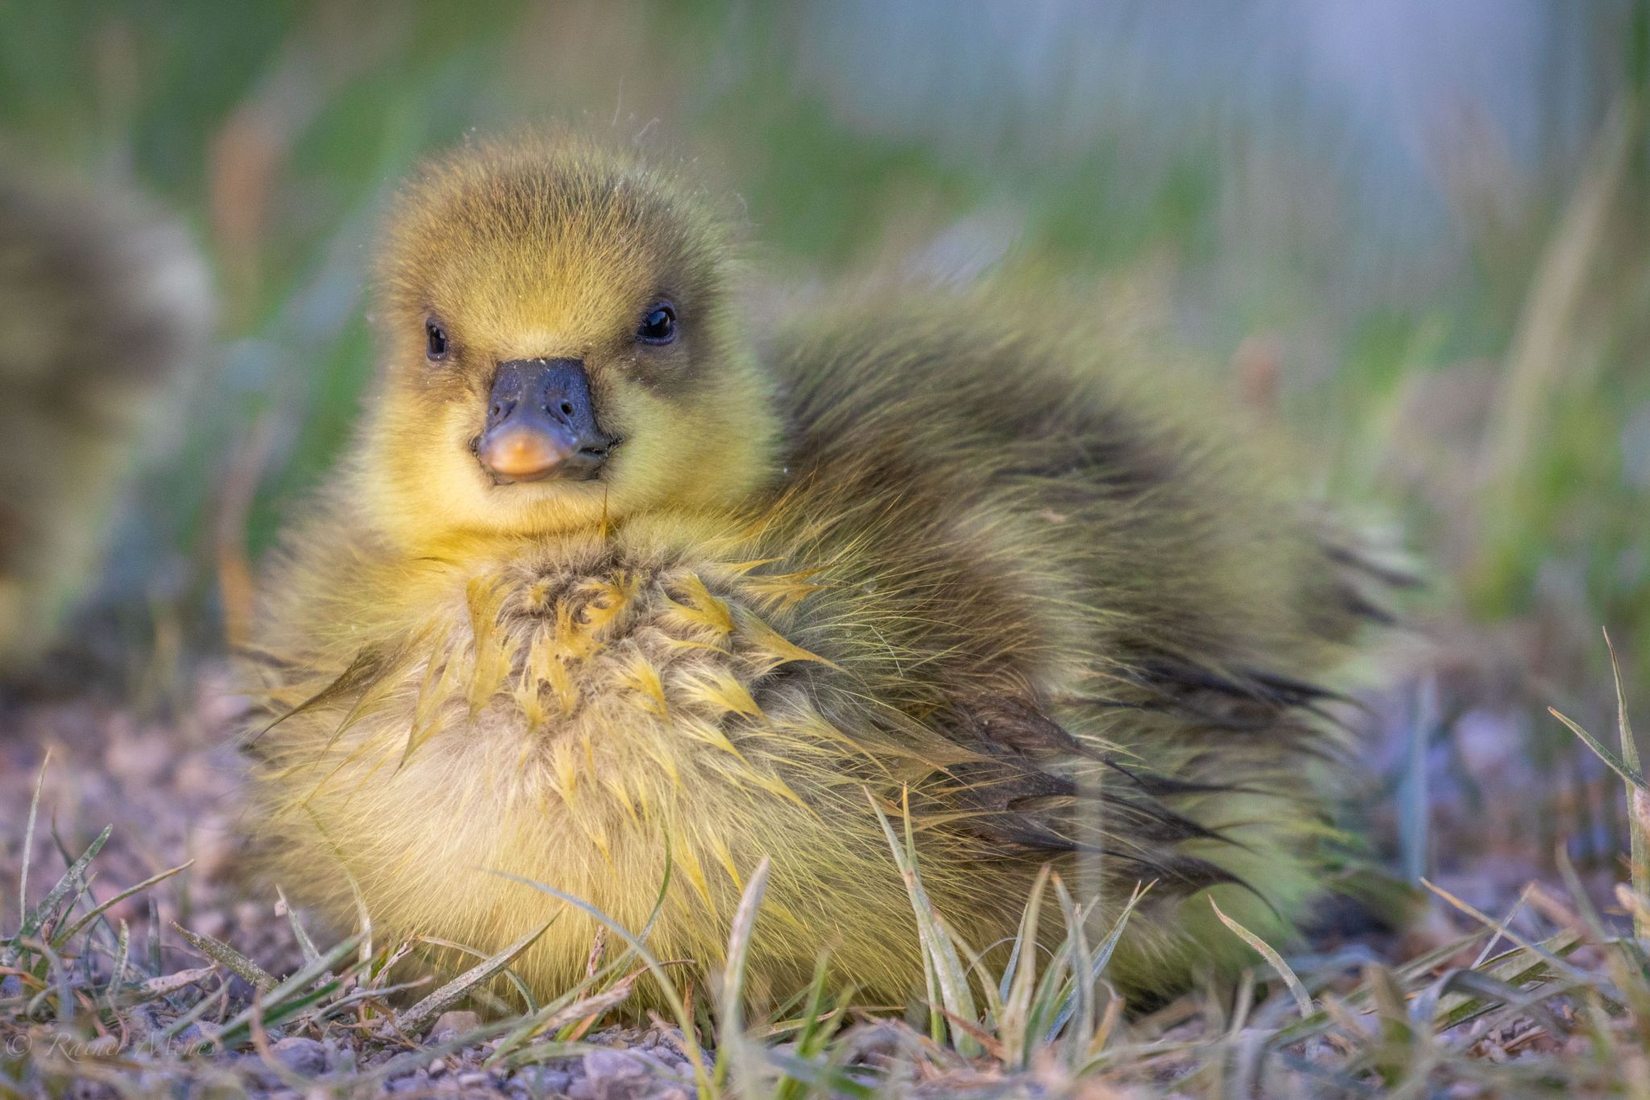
<box><xmin>2</xmin><ymin>0</ymin><xmax>1647</xmax><ymax>877</ymax></box>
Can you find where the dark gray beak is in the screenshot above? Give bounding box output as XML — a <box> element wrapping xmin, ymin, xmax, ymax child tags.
<box><xmin>476</xmin><ymin>358</ymin><xmax>614</xmax><ymax>483</ymax></box>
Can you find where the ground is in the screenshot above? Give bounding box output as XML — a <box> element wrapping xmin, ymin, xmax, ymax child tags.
<box><xmin>2</xmin><ymin>656</ymin><xmax>1646</xmax><ymax>1098</ymax></box>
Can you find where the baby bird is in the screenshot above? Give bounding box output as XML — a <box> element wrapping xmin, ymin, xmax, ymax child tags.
<box><xmin>247</xmin><ymin>137</ymin><xmax>1387</xmax><ymax>1007</ymax></box>
<box><xmin>0</xmin><ymin>162</ymin><xmax>211</xmax><ymax>675</ymax></box>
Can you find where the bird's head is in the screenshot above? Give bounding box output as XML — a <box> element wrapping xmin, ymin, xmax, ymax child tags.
<box><xmin>357</xmin><ymin>138</ymin><xmax>779</xmax><ymax>553</ymax></box>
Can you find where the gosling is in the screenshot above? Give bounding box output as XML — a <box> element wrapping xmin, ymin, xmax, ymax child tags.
<box><xmin>0</xmin><ymin>162</ymin><xmax>210</xmax><ymax>676</ymax></box>
<box><xmin>247</xmin><ymin>137</ymin><xmax>1388</xmax><ymax>1006</ymax></box>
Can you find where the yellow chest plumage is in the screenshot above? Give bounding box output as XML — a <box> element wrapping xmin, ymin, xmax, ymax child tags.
<box><xmin>250</xmin><ymin>533</ymin><xmax>948</xmax><ymax>1002</ymax></box>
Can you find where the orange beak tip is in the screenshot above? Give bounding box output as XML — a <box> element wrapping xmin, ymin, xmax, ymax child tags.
<box><xmin>479</xmin><ymin>426</ymin><xmax>573</xmax><ymax>481</ymax></box>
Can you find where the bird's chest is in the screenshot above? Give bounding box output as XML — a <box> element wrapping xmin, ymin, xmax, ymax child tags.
<box><xmin>266</xmin><ymin>550</ymin><xmax>840</xmax><ymax>934</ymax></box>
<box><xmin>346</xmin><ymin>551</ymin><xmax>829</xmax><ymax>826</ymax></box>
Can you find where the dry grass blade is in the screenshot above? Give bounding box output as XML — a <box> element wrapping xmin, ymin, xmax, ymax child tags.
<box><xmin>18</xmin><ymin>750</ymin><xmax>50</xmax><ymax>928</ymax></box>
<box><xmin>1422</xmin><ymin>880</ymin><xmax>1596</xmax><ymax>1024</ymax></box>
<box><xmin>1471</xmin><ymin>884</ymin><xmax>1533</xmax><ymax>969</ymax></box>
<box><xmin>533</xmin><ymin>978</ymin><xmax>640</xmax><ymax>1041</ymax></box>
<box><xmin>351</xmin><ymin>873</ymin><xmax>375</xmax><ymax>966</ymax></box>
<box><xmin>139</xmin><ymin>965</ymin><xmax>220</xmax><ymax>997</ymax></box>
<box><xmin>396</xmin><ymin>919</ymin><xmax>554</xmax><ymax>1035</ymax></box>
<box><xmin>173</xmin><ymin>922</ymin><xmax>277</xmax><ymax>993</ymax></box>
<box><xmin>1210</xmin><ymin>898</ymin><xmax>1311</xmax><ymax>1017</ymax></box>
<box><xmin>1482</xmin><ymin>94</ymin><xmax>1642</xmax><ymax>479</ymax></box>
<box><xmin>276</xmin><ymin>886</ymin><xmax>322</xmax><ymax>966</ymax></box>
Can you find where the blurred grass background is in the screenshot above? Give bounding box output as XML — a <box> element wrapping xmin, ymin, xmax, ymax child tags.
<box><xmin>1</xmin><ymin>0</ymin><xmax>1647</xmax><ymax>882</ymax></box>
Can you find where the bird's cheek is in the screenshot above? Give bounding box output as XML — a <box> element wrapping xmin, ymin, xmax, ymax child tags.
<box><xmin>429</xmin><ymin>404</ymin><xmax>488</xmax><ymax>481</ymax></box>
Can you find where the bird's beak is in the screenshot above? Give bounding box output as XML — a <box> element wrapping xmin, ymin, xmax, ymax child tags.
<box><xmin>477</xmin><ymin>358</ymin><xmax>614</xmax><ymax>483</ymax></box>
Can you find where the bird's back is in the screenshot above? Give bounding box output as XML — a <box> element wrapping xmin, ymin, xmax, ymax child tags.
<box><xmin>749</xmin><ymin>290</ymin><xmax>1388</xmax><ymax>988</ymax></box>
<box><xmin>767</xmin><ymin>289</ymin><xmax>1373</xmax><ymax>710</ymax></box>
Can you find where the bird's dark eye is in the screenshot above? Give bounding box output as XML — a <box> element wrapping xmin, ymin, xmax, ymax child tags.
<box><xmin>425</xmin><ymin>321</ymin><xmax>449</xmax><ymax>361</ymax></box>
<box><xmin>636</xmin><ymin>303</ymin><xmax>677</xmax><ymax>346</ymax></box>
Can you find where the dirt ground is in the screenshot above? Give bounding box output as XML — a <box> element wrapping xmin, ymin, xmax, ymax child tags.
<box><xmin>0</xmin><ymin>654</ymin><xmax>1632</xmax><ymax>1097</ymax></box>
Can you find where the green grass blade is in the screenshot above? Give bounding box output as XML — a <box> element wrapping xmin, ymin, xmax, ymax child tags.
<box><xmin>207</xmin><ymin>933</ymin><xmax>362</xmax><ymax>1048</ymax></box>
<box><xmin>1044</xmin><ymin>882</ymin><xmax>1143</xmax><ymax>1041</ymax></box>
<box><xmin>493</xmin><ymin>870</ymin><xmax>712</xmax><ymax>1089</ymax></box>
<box><xmin>53</xmin><ymin>860</ymin><xmax>193</xmax><ymax>950</ymax></box>
<box><xmin>19</xmin><ymin>826</ymin><xmax>112</xmax><ymax>940</ymax></box>
<box><xmin>999</xmin><ymin>864</ymin><xmax>1051</xmax><ymax>1067</ymax></box>
<box><xmin>1052</xmin><ymin>877</ymin><xmax>1096</xmax><ymax>1048</ymax></box>
<box><xmin>774</xmin><ymin>954</ymin><xmax>840</xmax><ymax>1100</ymax></box>
<box><xmin>763</xmin><ymin>1049</ymin><xmax>877</xmax><ymax>1100</ymax></box>
<box><xmin>868</xmin><ymin>790</ymin><xmax>981</xmax><ymax>1055</ymax></box>
<box><xmin>1551</xmin><ymin>707</ymin><xmax>1647</xmax><ymax>792</ymax></box>
<box><xmin>715</xmin><ymin>855</ymin><xmax>772</xmax><ymax>1092</ymax></box>
<box><xmin>1604</xmin><ymin>629</ymin><xmax>1649</xmax><ymax>937</ymax></box>
<box><xmin>109</xmin><ymin>919</ymin><xmax>131</xmax><ymax>1004</ymax></box>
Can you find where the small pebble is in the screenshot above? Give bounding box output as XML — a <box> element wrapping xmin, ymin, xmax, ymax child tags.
<box><xmin>568</xmin><ymin>1048</ymin><xmax>667</xmax><ymax>1100</ymax></box>
<box><xmin>65</xmin><ymin>1081</ymin><xmax>119</xmax><ymax>1100</ymax></box>
<box><xmin>583</xmin><ymin>1048</ymin><xmax>649</xmax><ymax>1080</ymax></box>
<box><xmin>430</xmin><ymin>1009</ymin><xmax>482</xmax><ymax>1044</ymax></box>
<box><xmin>521</xmin><ymin>1066</ymin><xmax>573</xmax><ymax>1094</ymax></box>
<box><xmin>271</xmin><ymin>1036</ymin><xmax>329</xmax><ymax>1077</ymax></box>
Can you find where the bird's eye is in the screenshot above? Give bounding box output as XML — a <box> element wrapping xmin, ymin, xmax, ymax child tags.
<box><xmin>636</xmin><ymin>303</ymin><xmax>677</xmax><ymax>346</ymax></box>
<box><xmin>425</xmin><ymin>321</ymin><xmax>449</xmax><ymax>361</ymax></box>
